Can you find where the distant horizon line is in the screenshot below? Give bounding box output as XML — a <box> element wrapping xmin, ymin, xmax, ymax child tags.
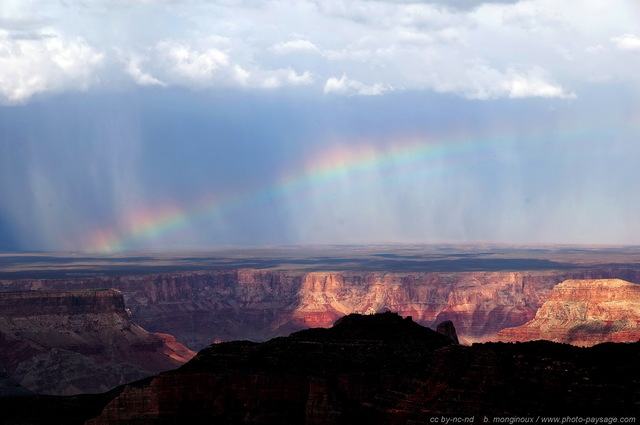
<box><xmin>3</xmin><ymin>242</ymin><xmax>640</xmax><ymax>256</ymax></box>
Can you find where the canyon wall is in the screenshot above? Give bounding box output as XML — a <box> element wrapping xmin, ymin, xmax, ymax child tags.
<box><xmin>0</xmin><ymin>289</ymin><xmax>194</xmax><ymax>395</ymax></box>
<box><xmin>496</xmin><ymin>279</ymin><xmax>640</xmax><ymax>346</ymax></box>
<box><xmin>3</xmin><ymin>268</ymin><xmax>640</xmax><ymax>350</ymax></box>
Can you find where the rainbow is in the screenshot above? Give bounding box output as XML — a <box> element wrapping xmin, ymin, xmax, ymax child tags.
<box><xmin>85</xmin><ymin>128</ymin><xmax>596</xmax><ymax>253</ymax></box>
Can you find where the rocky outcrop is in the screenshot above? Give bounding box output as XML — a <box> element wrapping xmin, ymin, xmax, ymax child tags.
<box><xmin>436</xmin><ymin>320</ymin><xmax>459</xmax><ymax>344</ymax></box>
<box><xmin>84</xmin><ymin>313</ymin><xmax>639</xmax><ymax>424</ymax></box>
<box><xmin>4</xmin><ymin>268</ymin><xmax>640</xmax><ymax>350</ymax></box>
<box><xmin>0</xmin><ymin>289</ymin><xmax>194</xmax><ymax>395</ymax></box>
<box><xmin>496</xmin><ymin>279</ymin><xmax>640</xmax><ymax>346</ymax></box>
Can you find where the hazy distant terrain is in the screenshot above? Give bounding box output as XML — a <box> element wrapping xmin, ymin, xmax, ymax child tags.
<box><xmin>3</xmin><ymin>245</ymin><xmax>640</xmax><ymax>279</ymax></box>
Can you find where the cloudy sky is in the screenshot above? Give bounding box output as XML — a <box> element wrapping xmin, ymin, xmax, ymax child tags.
<box><xmin>1</xmin><ymin>0</ymin><xmax>639</xmax><ymax>252</ymax></box>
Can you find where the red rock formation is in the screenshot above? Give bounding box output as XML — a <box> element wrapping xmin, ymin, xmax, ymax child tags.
<box><xmin>0</xmin><ymin>289</ymin><xmax>194</xmax><ymax>395</ymax></box>
<box><xmin>2</xmin><ymin>269</ymin><xmax>640</xmax><ymax>349</ymax></box>
<box><xmin>496</xmin><ymin>279</ymin><xmax>640</xmax><ymax>346</ymax></box>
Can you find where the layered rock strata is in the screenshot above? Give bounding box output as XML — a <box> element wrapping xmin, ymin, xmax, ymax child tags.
<box><xmin>2</xmin><ymin>268</ymin><xmax>640</xmax><ymax>349</ymax></box>
<box><xmin>496</xmin><ymin>279</ymin><xmax>640</xmax><ymax>346</ymax></box>
<box><xmin>0</xmin><ymin>289</ymin><xmax>194</xmax><ymax>395</ymax></box>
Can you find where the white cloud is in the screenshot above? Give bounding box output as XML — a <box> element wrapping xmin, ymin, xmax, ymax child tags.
<box><xmin>125</xmin><ymin>56</ymin><xmax>166</xmax><ymax>86</ymax></box>
<box><xmin>158</xmin><ymin>41</ymin><xmax>230</xmax><ymax>84</ymax></box>
<box><xmin>0</xmin><ymin>30</ymin><xmax>103</xmax><ymax>103</ymax></box>
<box><xmin>324</xmin><ymin>74</ymin><xmax>392</xmax><ymax>96</ymax></box>
<box><xmin>586</xmin><ymin>45</ymin><xmax>606</xmax><ymax>54</ymax></box>
<box><xmin>454</xmin><ymin>64</ymin><xmax>575</xmax><ymax>100</ymax></box>
<box><xmin>288</xmin><ymin>70</ymin><xmax>314</xmax><ymax>85</ymax></box>
<box><xmin>506</xmin><ymin>74</ymin><xmax>573</xmax><ymax>99</ymax></box>
<box><xmin>271</xmin><ymin>39</ymin><xmax>319</xmax><ymax>54</ymax></box>
<box><xmin>232</xmin><ymin>65</ymin><xmax>251</xmax><ymax>86</ymax></box>
<box><xmin>1</xmin><ymin>0</ymin><xmax>639</xmax><ymax>101</ymax></box>
<box><xmin>262</xmin><ymin>68</ymin><xmax>313</xmax><ymax>88</ymax></box>
<box><xmin>154</xmin><ymin>39</ymin><xmax>319</xmax><ymax>89</ymax></box>
<box><xmin>610</xmin><ymin>34</ymin><xmax>640</xmax><ymax>52</ymax></box>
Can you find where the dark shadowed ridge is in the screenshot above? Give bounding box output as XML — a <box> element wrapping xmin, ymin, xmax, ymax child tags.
<box><xmin>2</xmin><ymin>312</ymin><xmax>639</xmax><ymax>424</ymax></box>
<box><xmin>179</xmin><ymin>312</ymin><xmax>454</xmax><ymax>376</ymax></box>
<box><xmin>290</xmin><ymin>311</ymin><xmax>452</xmax><ymax>342</ymax></box>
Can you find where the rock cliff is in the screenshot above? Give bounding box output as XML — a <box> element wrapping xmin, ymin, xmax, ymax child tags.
<box><xmin>436</xmin><ymin>320</ymin><xmax>459</xmax><ymax>344</ymax></box>
<box><xmin>496</xmin><ymin>279</ymin><xmax>640</xmax><ymax>346</ymax></box>
<box><xmin>84</xmin><ymin>313</ymin><xmax>639</xmax><ymax>424</ymax></box>
<box><xmin>0</xmin><ymin>289</ymin><xmax>194</xmax><ymax>395</ymax></box>
<box><xmin>3</xmin><ymin>268</ymin><xmax>640</xmax><ymax>350</ymax></box>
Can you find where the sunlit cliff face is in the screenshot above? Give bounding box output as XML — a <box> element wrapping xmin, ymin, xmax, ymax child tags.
<box><xmin>497</xmin><ymin>279</ymin><xmax>640</xmax><ymax>346</ymax></box>
<box><xmin>4</xmin><ymin>266</ymin><xmax>640</xmax><ymax>350</ymax></box>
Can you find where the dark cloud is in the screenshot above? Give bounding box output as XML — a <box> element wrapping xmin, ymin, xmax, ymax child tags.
<box><xmin>2</xmin><ymin>86</ymin><xmax>639</xmax><ymax>251</ymax></box>
<box><xmin>7</xmin><ymin>31</ymin><xmax>57</xmax><ymax>40</ymax></box>
<box><xmin>366</xmin><ymin>0</ymin><xmax>522</xmax><ymax>10</ymax></box>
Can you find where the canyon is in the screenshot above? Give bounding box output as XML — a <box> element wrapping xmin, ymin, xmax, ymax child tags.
<box><xmin>1</xmin><ymin>250</ymin><xmax>639</xmax><ymax>407</ymax></box>
<box><xmin>2</xmin><ymin>267</ymin><xmax>640</xmax><ymax>351</ymax></box>
<box><xmin>496</xmin><ymin>278</ymin><xmax>640</xmax><ymax>346</ymax></box>
<box><xmin>0</xmin><ymin>289</ymin><xmax>194</xmax><ymax>395</ymax></box>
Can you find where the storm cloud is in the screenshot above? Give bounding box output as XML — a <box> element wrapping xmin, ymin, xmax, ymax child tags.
<box><xmin>0</xmin><ymin>0</ymin><xmax>639</xmax><ymax>251</ymax></box>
